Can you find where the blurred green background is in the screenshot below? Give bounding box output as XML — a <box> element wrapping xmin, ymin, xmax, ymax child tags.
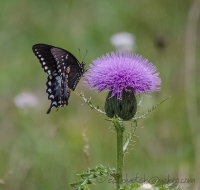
<box><xmin>0</xmin><ymin>0</ymin><xmax>199</xmax><ymax>189</ymax></box>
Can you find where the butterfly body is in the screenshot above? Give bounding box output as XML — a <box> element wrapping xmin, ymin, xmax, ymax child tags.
<box><xmin>32</xmin><ymin>44</ymin><xmax>85</xmax><ymax>114</ymax></box>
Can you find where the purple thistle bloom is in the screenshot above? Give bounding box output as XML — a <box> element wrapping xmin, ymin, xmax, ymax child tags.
<box><xmin>85</xmin><ymin>52</ymin><xmax>161</xmax><ymax>99</ymax></box>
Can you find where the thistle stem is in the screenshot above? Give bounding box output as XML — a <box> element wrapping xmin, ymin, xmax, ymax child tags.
<box><xmin>113</xmin><ymin>116</ymin><xmax>124</xmax><ymax>189</ymax></box>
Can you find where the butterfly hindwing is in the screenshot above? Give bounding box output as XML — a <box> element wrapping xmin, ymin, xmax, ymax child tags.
<box><xmin>51</xmin><ymin>47</ymin><xmax>81</xmax><ymax>74</ymax></box>
<box><xmin>32</xmin><ymin>43</ymin><xmax>85</xmax><ymax>114</ymax></box>
<box><xmin>67</xmin><ymin>66</ymin><xmax>82</xmax><ymax>90</ymax></box>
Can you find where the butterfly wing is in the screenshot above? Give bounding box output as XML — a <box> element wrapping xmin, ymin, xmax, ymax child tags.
<box><xmin>32</xmin><ymin>44</ymin><xmax>85</xmax><ymax>114</ymax></box>
<box><xmin>32</xmin><ymin>44</ymin><xmax>57</xmax><ymax>75</ymax></box>
<box><xmin>32</xmin><ymin>44</ymin><xmax>67</xmax><ymax>114</ymax></box>
<box><xmin>50</xmin><ymin>47</ymin><xmax>84</xmax><ymax>90</ymax></box>
<box><xmin>50</xmin><ymin>47</ymin><xmax>80</xmax><ymax>72</ymax></box>
<box><xmin>67</xmin><ymin>65</ymin><xmax>83</xmax><ymax>90</ymax></box>
<box><xmin>46</xmin><ymin>75</ymin><xmax>63</xmax><ymax>114</ymax></box>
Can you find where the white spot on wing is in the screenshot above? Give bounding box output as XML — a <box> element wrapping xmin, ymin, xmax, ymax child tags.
<box><xmin>52</xmin><ymin>101</ymin><xmax>57</xmax><ymax>106</ymax></box>
<box><xmin>48</xmin><ymin>81</ymin><xmax>52</xmax><ymax>86</ymax></box>
<box><xmin>47</xmin><ymin>88</ymin><xmax>52</xmax><ymax>93</ymax></box>
<box><xmin>49</xmin><ymin>95</ymin><xmax>54</xmax><ymax>99</ymax></box>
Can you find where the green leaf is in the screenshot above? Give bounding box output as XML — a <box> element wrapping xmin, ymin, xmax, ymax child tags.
<box><xmin>130</xmin><ymin>183</ymin><xmax>140</xmax><ymax>188</ymax></box>
<box><xmin>70</xmin><ymin>165</ymin><xmax>116</xmax><ymax>190</ymax></box>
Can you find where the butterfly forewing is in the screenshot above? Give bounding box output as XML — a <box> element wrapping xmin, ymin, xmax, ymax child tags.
<box><xmin>32</xmin><ymin>44</ymin><xmax>57</xmax><ymax>75</ymax></box>
<box><xmin>32</xmin><ymin>43</ymin><xmax>85</xmax><ymax>114</ymax></box>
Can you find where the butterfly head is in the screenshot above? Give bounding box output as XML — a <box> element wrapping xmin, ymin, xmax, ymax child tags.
<box><xmin>80</xmin><ymin>62</ymin><xmax>86</xmax><ymax>75</ymax></box>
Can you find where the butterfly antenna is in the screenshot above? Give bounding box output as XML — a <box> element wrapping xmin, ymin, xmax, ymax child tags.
<box><xmin>82</xmin><ymin>50</ymin><xmax>88</xmax><ymax>62</ymax></box>
<box><xmin>78</xmin><ymin>48</ymin><xmax>81</xmax><ymax>60</ymax></box>
<box><xmin>78</xmin><ymin>48</ymin><xmax>88</xmax><ymax>62</ymax></box>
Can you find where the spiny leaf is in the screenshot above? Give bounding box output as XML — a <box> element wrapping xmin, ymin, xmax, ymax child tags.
<box><xmin>70</xmin><ymin>165</ymin><xmax>116</xmax><ymax>190</ymax></box>
<box><xmin>133</xmin><ymin>96</ymin><xmax>171</xmax><ymax>121</ymax></box>
<box><xmin>123</xmin><ymin>121</ymin><xmax>138</xmax><ymax>154</ymax></box>
<box><xmin>74</xmin><ymin>91</ymin><xmax>106</xmax><ymax>114</ymax></box>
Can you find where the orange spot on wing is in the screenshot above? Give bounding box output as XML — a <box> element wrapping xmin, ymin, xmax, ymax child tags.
<box><xmin>66</xmin><ymin>67</ymin><xmax>70</xmax><ymax>73</ymax></box>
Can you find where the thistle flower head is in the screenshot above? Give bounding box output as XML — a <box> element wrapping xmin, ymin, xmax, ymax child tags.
<box><xmin>110</xmin><ymin>32</ymin><xmax>136</xmax><ymax>52</ymax></box>
<box><xmin>85</xmin><ymin>52</ymin><xmax>161</xmax><ymax>99</ymax></box>
<box><xmin>14</xmin><ymin>92</ymin><xmax>38</xmax><ymax>108</ymax></box>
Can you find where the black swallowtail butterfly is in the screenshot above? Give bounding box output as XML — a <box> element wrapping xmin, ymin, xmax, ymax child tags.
<box><xmin>32</xmin><ymin>44</ymin><xmax>85</xmax><ymax>114</ymax></box>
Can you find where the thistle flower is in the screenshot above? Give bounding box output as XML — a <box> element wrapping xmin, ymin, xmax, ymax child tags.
<box><xmin>14</xmin><ymin>92</ymin><xmax>38</xmax><ymax>108</ymax></box>
<box><xmin>85</xmin><ymin>52</ymin><xmax>161</xmax><ymax>120</ymax></box>
<box><xmin>110</xmin><ymin>32</ymin><xmax>136</xmax><ymax>52</ymax></box>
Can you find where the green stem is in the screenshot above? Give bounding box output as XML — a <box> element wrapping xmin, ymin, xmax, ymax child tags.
<box><xmin>113</xmin><ymin>116</ymin><xmax>124</xmax><ymax>190</ymax></box>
